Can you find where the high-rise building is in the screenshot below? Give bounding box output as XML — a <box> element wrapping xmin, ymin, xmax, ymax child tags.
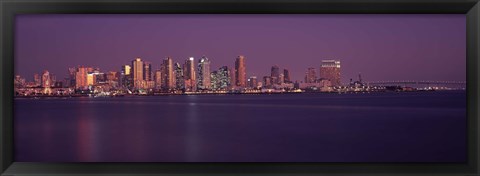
<box><xmin>197</xmin><ymin>56</ymin><xmax>211</xmax><ymax>90</ymax></box>
<box><xmin>320</xmin><ymin>60</ymin><xmax>341</xmax><ymax>86</ymax></box>
<box><xmin>34</xmin><ymin>73</ymin><xmax>40</xmax><ymax>87</ymax></box>
<box><xmin>75</xmin><ymin>66</ymin><xmax>88</xmax><ymax>89</ymax></box>
<box><xmin>283</xmin><ymin>69</ymin><xmax>291</xmax><ymax>83</ymax></box>
<box><xmin>41</xmin><ymin>70</ymin><xmax>52</xmax><ymax>94</ymax></box>
<box><xmin>210</xmin><ymin>71</ymin><xmax>218</xmax><ymax>90</ymax></box>
<box><xmin>174</xmin><ymin>63</ymin><xmax>184</xmax><ymax>90</ymax></box>
<box><xmin>184</xmin><ymin>57</ymin><xmax>196</xmax><ymax>91</ymax></box>
<box><xmin>278</xmin><ymin>73</ymin><xmax>285</xmax><ymax>84</ymax></box>
<box><xmin>218</xmin><ymin>66</ymin><xmax>231</xmax><ymax>90</ymax></box>
<box><xmin>87</xmin><ymin>73</ymin><xmax>95</xmax><ymax>86</ymax></box>
<box><xmin>154</xmin><ymin>70</ymin><xmax>162</xmax><ymax>89</ymax></box>
<box><xmin>68</xmin><ymin>67</ymin><xmax>76</xmax><ymax>88</ymax></box>
<box><xmin>263</xmin><ymin>76</ymin><xmax>272</xmax><ymax>88</ymax></box>
<box><xmin>132</xmin><ymin>57</ymin><xmax>144</xmax><ymax>89</ymax></box>
<box><xmin>235</xmin><ymin>55</ymin><xmax>246</xmax><ymax>87</ymax></box>
<box><xmin>161</xmin><ymin>57</ymin><xmax>175</xmax><ymax>90</ymax></box>
<box><xmin>41</xmin><ymin>70</ymin><xmax>51</xmax><ymax>88</ymax></box>
<box><xmin>229</xmin><ymin>67</ymin><xmax>235</xmax><ymax>89</ymax></box>
<box><xmin>248</xmin><ymin>76</ymin><xmax>258</xmax><ymax>88</ymax></box>
<box><xmin>271</xmin><ymin>65</ymin><xmax>280</xmax><ymax>85</ymax></box>
<box><xmin>305</xmin><ymin>67</ymin><xmax>317</xmax><ymax>83</ymax></box>
<box><xmin>143</xmin><ymin>61</ymin><xmax>152</xmax><ymax>81</ymax></box>
<box><xmin>120</xmin><ymin>64</ymin><xmax>132</xmax><ymax>89</ymax></box>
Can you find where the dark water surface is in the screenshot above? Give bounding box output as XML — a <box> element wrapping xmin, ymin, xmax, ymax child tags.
<box><xmin>14</xmin><ymin>91</ymin><xmax>466</xmax><ymax>162</ymax></box>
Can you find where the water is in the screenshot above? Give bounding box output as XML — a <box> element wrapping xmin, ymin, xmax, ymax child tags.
<box><xmin>14</xmin><ymin>91</ymin><xmax>467</xmax><ymax>162</ymax></box>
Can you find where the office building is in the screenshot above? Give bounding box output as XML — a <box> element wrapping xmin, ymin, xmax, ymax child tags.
<box><xmin>320</xmin><ymin>60</ymin><xmax>341</xmax><ymax>86</ymax></box>
<box><xmin>197</xmin><ymin>56</ymin><xmax>211</xmax><ymax>90</ymax></box>
<box><xmin>235</xmin><ymin>55</ymin><xmax>246</xmax><ymax>87</ymax></box>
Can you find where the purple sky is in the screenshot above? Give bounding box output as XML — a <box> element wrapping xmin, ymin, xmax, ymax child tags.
<box><xmin>15</xmin><ymin>14</ymin><xmax>466</xmax><ymax>83</ymax></box>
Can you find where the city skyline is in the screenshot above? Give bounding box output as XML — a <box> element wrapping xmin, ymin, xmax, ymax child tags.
<box><xmin>15</xmin><ymin>14</ymin><xmax>466</xmax><ymax>83</ymax></box>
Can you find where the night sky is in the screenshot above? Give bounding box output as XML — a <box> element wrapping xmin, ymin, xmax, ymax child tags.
<box><xmin>15</xmin><ymin>14</ymin><xmax>466</xmax><ymax>83</ymax></box>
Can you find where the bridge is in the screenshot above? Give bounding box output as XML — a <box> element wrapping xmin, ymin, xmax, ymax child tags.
<box><xmin>366</xmin><ymin>80</ymin><xmax>466</xmax><ymax>88</ymax></box>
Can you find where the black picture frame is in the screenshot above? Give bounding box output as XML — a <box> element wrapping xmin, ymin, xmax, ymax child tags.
<box><xmin>1</xmin><ymin>0</ymin><xmax>479</xmax><ymax>175</ymax></box>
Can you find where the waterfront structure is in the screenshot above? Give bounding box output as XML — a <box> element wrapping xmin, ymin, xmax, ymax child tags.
<box><xmin>143</xmin><ymin>61</ymin><xmax>152</xmax><ymax>81</ymax></box>
<box><xmin>305</xmin><ymin>67</ymin><xmax>317</xmax><ymax>83</ymax></box>
<box><xmin>161</xmin><ymin>57</ymin><xmax>175</xmax><ymax>90</ymax></box>
<box><xmin>320</xmin><ymin>60</ymin><xmax>341</xmax><ymax>86</ymax></box>
<box><xmin>229</xmin><ymin>67</ymin><xmax>236</xmax><ymax>89</ymax></box>
<box><xmin>197</xmin><ymin>56</ymin><xmax>211</xmax><ymax>90</ymax></box>
<box><xmin>235</xmin><ymin>55</ymin><xmax>246</xmax><ymax>87</ymax></box>
<box><xmin>68</xmin><ymin>67</ymin><xmax>76</xmax><ymax>88</ymax></box>
<box><xmin>184</xmin><ymin>57</ymin><xmax>196</xmax><ymax>91</ymax></box>
<box><xmin>132</xmin><ymin>57</ymin><xmax>144</xmax><ymax>89</ymax></box>
<box><xmin>284</xmin><ymin>69</ymin><xmax>291</xmax><ymax>83</ymax></box>
<box><xmin>174</xmin><ymin>63</ymin><xmax>184</xmax><ymax>90</ymax></box>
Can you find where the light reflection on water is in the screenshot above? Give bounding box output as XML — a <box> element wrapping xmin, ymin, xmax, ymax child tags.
<box><xmin>14</xmin><ymin>92</ymin><xmax>467</xmax><ymax>162</ymax></box>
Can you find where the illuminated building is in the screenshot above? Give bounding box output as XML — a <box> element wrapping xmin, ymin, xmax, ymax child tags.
<box><xmin>174</xmin><ymin>63</ymin><xmax>184</xmax><ymax>90</ymax></box>
<box><xmin>305</xmin><ymin>67</ymin><xmax>317</xmax><ymax>83</ymax></box>
<box><xmin>229</xmin><ymin>67</ymin><xmax>235</xmax><ymax>89</ymax></box>
<box><xmin>41</xmin><ymin>70</ymin><xmax>52</xmax><ymax>94</ymax></box>
<box><xmin>120</xmin><ymin>64</ymin><xmax>132</xmax><ymax>89</ymax></box>
<box><xmin>283</xmin><ymin>69</ymin><xmax>291</xmax><ymax>83</ymax></box>
<box><xmin>271</xmin><ymin>65</ymin><xmax>280</xmax><ymax>85</ymax></box>
<box><xmin>248</xmin><ymin>76</ymin><xmax>258</xmax><ymax>88</ymax></box>
<box><xmin>75</xmin><ymin>66</ymin><xmax>88</xmax><ymax>89</ymax></box>
<box><xmin>183</xmin><ymin>57</ymin><xmax>196</xmax><ymax>91</ymax></box>
<box><xmin>210</xmin><ymin>71</ymin><xmax>218</xmax><ymax>90</ymax></box>
<box><xmin>87</xmin><ymin>73</ymin><xmax>94</xmax><ymax>86</ymax></box>
<box><xmin>320</xmin><ymin>60</ymin><xmax>341</xmax><ymax>86</ymax></box>
<box><xmin>161</xmin><ymin>57</ymin><xmax>175</xmax><ymax>90</ymax></box>
<box><xmin>132</xmin><ymin>57</ymin><xmax>144</xmax><ymax>89</ymax></box>
<box><xmin>218</xmin><ymin>66</ymin><xmax>231</xmax><ymax>90</ymax></box>
<box><xmin>197</xmin><ymin>56</ymin><xmax>211</xmax><ymax>90</ymax></box>
<box><xmin>143</xmin><ymin>61</ymin><xmax>152</xmax><ymax>81</ymax></box>
<box><xmin>34</xmin><ymin>73</ymin><xmax>40</xmax><ymax>87</ymax></box>
<box><xmin>278</xmin><ymin>73</ymin><xmax>284</xmax><ymax>84</ymax></box>
<box><xmin>154</xmin><ymin>69</ymin><xmax>162</xmax><ymax>89</ymax></box>
<box><xmin>263</xmin><ymin>76</ymin><xmax>272</xmax><ymax>88</ymax></box>
<box><xmin>235</xmin><ymin>55</ymin><xmax>246</xmax><ymax>87</ymax></box>
<box><xmin>68</xmin><ymin>67</ymin><xmax>76</xmax><ymax>88</ymax></box>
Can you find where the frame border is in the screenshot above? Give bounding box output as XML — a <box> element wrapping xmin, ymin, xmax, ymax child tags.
<box><xmin>1</xmin><ymin>0</ymin><xmax>479</xmax><ymax>175</ymax></box>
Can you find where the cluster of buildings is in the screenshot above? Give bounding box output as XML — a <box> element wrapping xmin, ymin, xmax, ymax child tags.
<box><xmin>14</xmin><ymin>56</ymin><xmax>346</xmax><ymax>96</ymax></box>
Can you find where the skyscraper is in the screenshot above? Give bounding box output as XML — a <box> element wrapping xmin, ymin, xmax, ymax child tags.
<box><xmin>41</xmin><ymin>70</ymin><xmax>52</xmax><ymax>94</ymax></box>
<box><xmin>161</xmin><ymin>57</ymin><xmax>175</xmax><ymax>90</ymax></box>
<box><xmin>305</xmin><ymin>67</ymin><xmax>317</xmax><ymax>83</ymax></box>
<box><xmin>174</xmin><ymin>63</ymin><xmax>184</xmax><ymax>90</ymax></box>
<box><xmin>33</xmin><ymin>73</ymin><xmax>40</xmax><ymax>87</ymax></box>
<box><xmin>75</xmin><ymin>66</ymin><xmax>88</xmax><ymax>89</ymax></box>
<box><xmin>248</xmin><ymin>76</ymin><xmax>258</xmax><ymax>88</ymax></box>
<box><xmin>210</xmin><ymin>71</ymin><xmax>218</xmax><ymax>90</ymax></box>
<box><xmin>132</xmin><ymin>57</ymin><xmax>144</xmax><ymax>89</ymax></box>
<box><xmin>320</xmin><ymin>60</ymin><xmax>341</xmax><ymax>86</ymax></box>
<box><xmin>41</xmin><ymin>70</ymin><xmax>51</xmax><ymax>88</ymax></box>
<box><xmin>121</xmin><ymin>64</ymin><xmax>132</xmax><ymax>89</ymax></box>
<box><xmin>154</xmin><ymin>69</ymin><xmax>162</xmax><ymax>89</ymax></box>
<box><xmin>197</xmin><ymin>56</ymin><xmax>211</xmax><ymax>90</ymax></box>
<box><xmin>235</xmin><ymin>55</ymin><xmax>246</xmax><ymax>87</ymax></box>
<box><xmin>271</xmin><ymin>65</ymin><xmax>280</xmax><ymax>85</ymax></box>
<box><xmin>183</xmin><ymin>57</ymin><xmax>196</xmax><ymax>91</ymax></box>
<box><xmin>283</xmin><ymin>69</ymin><xmax>291</xmax><ymax>83</ymax></box>
<box><xmin>218</xmin><ymin>66</ymin><xmax>231</xmax><ymax>90</ymax></box>
<box><xmin>143</xmin><ymin>61</ymin><xmax>152</xmax><ymax>81</ymax></box>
